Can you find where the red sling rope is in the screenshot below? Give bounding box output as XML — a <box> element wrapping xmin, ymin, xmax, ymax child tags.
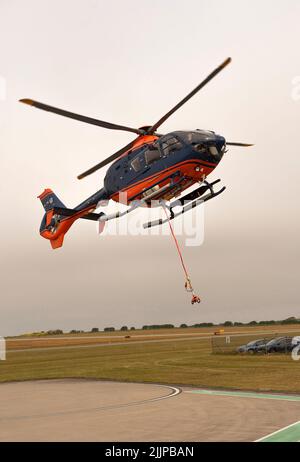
<box><xmin>162</xmin><ymin>204</ymin><xmax>201</xmax><ymax>305</ymax></box>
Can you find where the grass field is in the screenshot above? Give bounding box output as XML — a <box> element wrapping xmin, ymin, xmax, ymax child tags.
<box><xmin>1</xmin><ymin>335</ymin><xmax>300</xmax><ymax>393</ymax></box>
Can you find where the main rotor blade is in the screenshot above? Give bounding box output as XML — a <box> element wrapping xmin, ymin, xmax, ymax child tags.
<box><xmin>147</xmin><ymin>57</ymin><xmax>232</xmax><ymax>134</ymax></box>
<box><xmin>19</xmin><ymin>99</ymin><xmax>144</xmax><ymax>135</ymax></box>
<box><xmin>226</xmin><ymin>142</ymin><xmax>254</xmax><ymax>147</ymax></box>
<box><xmin>77</xmin><ymin>137</ymin><xmax>139</xmax><ymax>179</ymax></box>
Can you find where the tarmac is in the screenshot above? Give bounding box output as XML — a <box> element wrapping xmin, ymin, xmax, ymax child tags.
<box><xmin>0</xmin><ymin>379</ymin><xmax>299</xmax><ymax>442</ymax></box>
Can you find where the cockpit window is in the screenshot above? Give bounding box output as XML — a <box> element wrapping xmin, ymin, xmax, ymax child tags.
<box><xmin>145</xmin><ymin>148</ymin><xmax>161</xmax><ymax>165</ymax></box>
<box><xmin>131</xmin><ymin>144</ymin><xmax>162</xmax><ymax>171</ymax></box>
<box><xmin>193</xmin><ymin>143</ymin><xmax>206</xmax><ymax>153</ymax></box>
<box><xmin>209</xmin><ymin>146</ymin><xmax>219</xmax><ymax>156</ymax></box>
<box><xmin>160</xmin><ymin>137</ymin><xmax>182</xmax><ymax>156</ymax></box>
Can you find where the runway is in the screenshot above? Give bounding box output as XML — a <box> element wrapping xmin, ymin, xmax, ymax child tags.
<box><xmin>0</xmin><ymin>379</ymin><xmax>299</xmax><ymax>442</ymax></box>
<box><xmin>7</xmin><ymin>327</ymin><xmax>300</xmax><ymax>353</ymax></box>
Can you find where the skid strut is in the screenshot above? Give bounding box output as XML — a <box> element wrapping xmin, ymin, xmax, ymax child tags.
<box><xmin>143</xmin><ymin>179</ymin><xmax>226</xmax><ymax>229</ymax></box>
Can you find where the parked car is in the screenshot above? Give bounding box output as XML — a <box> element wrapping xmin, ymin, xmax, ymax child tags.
<box><xmin>236</xmin><ymin>339</ymin><xmax>267</xmax><ymax>354</ymax></box>
<box><xmin>258</xmin><ymin>336</ymin><xmax>294</xmax><ymax>353</ymax></box>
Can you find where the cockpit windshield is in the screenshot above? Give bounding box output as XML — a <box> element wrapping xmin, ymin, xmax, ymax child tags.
<box><xmin>208</xmin><ymin>146</ymin><xmax>219</xmax><ymax>156</ymax></box>
<box><xmin>160</xmin><ymin>136</ymin><xmax>183</xmax><ymax>156</ymax></box>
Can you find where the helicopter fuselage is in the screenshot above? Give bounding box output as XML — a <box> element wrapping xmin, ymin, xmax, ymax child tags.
<box><xmin>104</xmin><ymin>130</ymin><xmax>226</xmax><ymax>204</ymax></box>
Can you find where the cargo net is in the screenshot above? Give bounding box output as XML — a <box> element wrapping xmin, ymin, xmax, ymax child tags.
<box><xmin>211</xmin><ymin>331</ymin><xmax>300</xmax><ymax>355</ymax></box>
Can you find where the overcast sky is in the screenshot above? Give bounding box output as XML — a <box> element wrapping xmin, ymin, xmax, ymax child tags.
<box><xmin>0</xmin><ymin>0</ymin><xmax>299</xmax><ymax>335</ymax></box>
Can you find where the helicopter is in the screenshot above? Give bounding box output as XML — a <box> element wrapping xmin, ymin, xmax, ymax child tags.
<box><xmin>20</xmin><ymin>57</ymin><xmax>252</xmax><ymax>250</ymax></box>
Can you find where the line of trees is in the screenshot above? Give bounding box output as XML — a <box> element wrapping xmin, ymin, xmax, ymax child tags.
<box><xmin>25</xmin><ymin>316</ymin><xmax>300</xmax><ymax>337</ymax></box>
<box><xmin>142</xmin><ymin>324</ymin><xmax>175</xmax><ymax>330</ymax></box>
<box><xmin>44</xmin><ymin>329</ymin><xmax>63</xmax><ymax>335</ymax></box>
<box><xmin>97</xmin><ymin>317</ymin><xmax>300</xmax><ymax>332</ymax></box>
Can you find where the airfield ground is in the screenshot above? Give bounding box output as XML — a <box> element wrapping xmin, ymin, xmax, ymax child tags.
<box><xmin>2</xmin><ymin>325</ymin><xmax>300</xmax><ymax>391</ymax></box>
<box><xmin>1</xmin><ymin>325</ymin><xmax>300</xmax><ymax>441</ymax></box>
<box><xmin>0</xmin><ymin>379</ymin><xmax>299</xmax><ymax>442</ymax></box>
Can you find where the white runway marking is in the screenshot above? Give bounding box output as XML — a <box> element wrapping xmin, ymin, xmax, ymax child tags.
<box><xmin>0</xmin><ymin>383</ymin><xmax>182</xmax><ymax>422</ymax></box>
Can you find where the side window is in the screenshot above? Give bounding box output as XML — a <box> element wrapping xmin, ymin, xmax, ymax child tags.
<box><xmin>131</xmin><ymin>156</ymin><xmax>142</xmax><ymax>172</ymax></box>
<box><xmin>144</xmin><ymin>148</ymin><xmax>161</xmax><ymax>165</ymax></box>
<box><xmin>160</xmin><ymin>137</ymin><xmax>182</xmax><ymax>156</ymax></box>
<box><xmin>131</xmin><ymin>146</ymin><xmax>161</xmax><ymax>170</ymax></box>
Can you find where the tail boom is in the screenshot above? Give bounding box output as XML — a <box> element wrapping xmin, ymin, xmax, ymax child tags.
<box><xmin>38</xmin><ymin>188</ymin><xmax>105</xmax><ymax>249</ymax></box>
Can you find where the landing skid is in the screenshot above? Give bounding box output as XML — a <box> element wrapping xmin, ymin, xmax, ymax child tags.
<box><xmin>143</xmin><ymin>179</ymin><xmax>226</xmax><ymax>229</ymax></box>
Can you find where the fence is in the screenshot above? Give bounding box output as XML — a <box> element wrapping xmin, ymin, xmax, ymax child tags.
<box><xmin>211</xmin><ymin>331</ymin><xmax>300</xmax><ymax>355</ymax></box>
